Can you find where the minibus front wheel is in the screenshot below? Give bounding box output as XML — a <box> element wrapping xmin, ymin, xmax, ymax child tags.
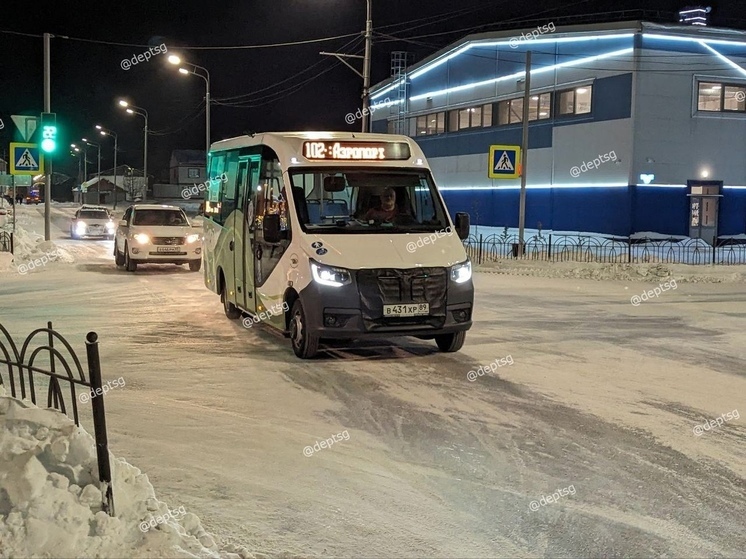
<box><xmin>290</xmin><ymin>300</ymin><xmax>320</xmax><ymax>359</ymax></box>
<box><xmin>435</xmin><ymin>331</ymin><xmax>466</xmax><ymax>352</ymax></box>
<box><xmin>220</xmin><ymin>276</ymin><xmax>241</xmax><ymax>319</ymax></box>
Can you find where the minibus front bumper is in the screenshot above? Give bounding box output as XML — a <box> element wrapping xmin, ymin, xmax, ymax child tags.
<box><xmin>299</xmin><ymin>266</ymin><xmax>473</xmax><ymax>339</ymax></box>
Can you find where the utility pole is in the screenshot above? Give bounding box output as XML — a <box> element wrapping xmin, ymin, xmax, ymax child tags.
<box><xmin>43</xmin><ymin>32</ymin><xmax>51</xmax><ymax>241</ymax></box>
<box><xmin>320</xmin><ymin>0</ymin><xmax>373</xmax><ymax>132</ymax></box>
<box><xmin>361</xmin><ymin>0</ymin><xmax>373</xmax><ymax>133</ymax></box>
<box><xmin>518</xmin><ymin>51</ymin><xmax>531</xmax><ymax>257</ymax></box>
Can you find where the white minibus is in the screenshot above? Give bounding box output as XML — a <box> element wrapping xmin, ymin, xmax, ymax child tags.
<box><xmin>202</xmin><ymin>132</ymin><xmax>473</xmax><ymax>358</ymax></box>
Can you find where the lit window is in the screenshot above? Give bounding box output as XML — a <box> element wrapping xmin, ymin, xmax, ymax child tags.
<box><xmin>724</xmin><ymin>85</ymin><xmax>746</xmax><ymax>112</ymax></box>
<box><xmin>416</xmin><ymin>115</ymin><xmax>427</xmax><ymax>136</ymax></box>
<box><xmin>436</xmin><ymin>112</ymin><xmax>445</xmax><ymax>134</ymax></box>
<box><xmin>459</xmin><ymin>109</ymin><xmax>470</xmax><ymax>129</ymax></box>
<box><xmin>510</xmin><ymin>98</ymin><xmax>523</xmax><ymax>124</ymax></box>
<box><xmin>575</xmin><ymin>86</ymin><xmax>592</xmax><ymax>114</ymax></box>
<box><xmin>482</xmin><ymin>104</ymin><xmax>493</xmax><ymax>127</ymax></box>
<box><xmin>557</xmin><ymin>85</ymin><xmax>592</xmax><ymax>116</ymax></box>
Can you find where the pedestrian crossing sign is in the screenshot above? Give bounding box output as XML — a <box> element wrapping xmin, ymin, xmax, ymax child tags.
<box><xmin>488</xmin><ymin>145</ymin><xmax>521</xmax><ymax>179</ymax></box>
<box><xmin>10</xmin><ymin>142</ymin><xmax>43</xmax><ymax>175</ymax></box>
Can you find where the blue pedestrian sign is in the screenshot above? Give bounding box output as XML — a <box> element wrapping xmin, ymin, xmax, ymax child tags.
<box><xmin>488</xmin><ymin>144</ymin><xmax>521</xmax><ymax>179</ymax></box>
<box><xmin>10</xmin><ymin>142</ymin><xmax>43</xmax><ymax>175</ymax></box>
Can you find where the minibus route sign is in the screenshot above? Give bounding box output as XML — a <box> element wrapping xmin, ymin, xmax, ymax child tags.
<box><xmin>303</xmin><ymin>141</ymin><xmax>411</xmax><ymax>161</ymax></box>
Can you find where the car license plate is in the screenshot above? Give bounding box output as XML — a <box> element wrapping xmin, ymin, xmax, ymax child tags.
<box><xmin>156</xmin><ymin>246</ymin><xmax>180</xmax><ymax>253</ymax></box>
<box><xmin>89</xmin><ymin>226</ymin><xmax>102</xmax><ymax>233</ymax></box>
<box><xmin>383</xmin><ymin>303</ymin><xmax>429</xmax><ymax>317</ymax></box>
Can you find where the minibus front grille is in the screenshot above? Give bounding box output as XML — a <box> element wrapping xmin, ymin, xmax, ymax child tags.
<box><xmin>357</xmin><ymin>267</ymin><xmax>447</xmax><ymax>330</ymax></box>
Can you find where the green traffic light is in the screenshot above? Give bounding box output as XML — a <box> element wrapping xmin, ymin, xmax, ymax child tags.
<box><xmin>42</xmin><ymin>136</ymin><xmax>57</xmax><ymax>152</ymax></box>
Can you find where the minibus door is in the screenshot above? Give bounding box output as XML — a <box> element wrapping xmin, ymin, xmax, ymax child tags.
<box><xmin>234</xmin><ymin>156</ymin><xmax>261</xmax><ymax>312</ymax></box>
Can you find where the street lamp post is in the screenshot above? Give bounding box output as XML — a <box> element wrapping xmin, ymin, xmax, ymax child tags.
<box><xmin>81</xmin><ymin>138</ymin><xmax>101</xmax><ymax>205</ymax></box>
<box><xmin>168</xmin><ymin>55</ymin><xmax>211</xmax><ymax>155</ymax></box>
<box><xmin>96</xmin><ymin>125</ymin><xmax>118</xmax><ymax>209</ymax></box>
<box><xmin>118</xmin><ymin>100</ymin><xmax>149</xmax><ymax>198</ymax></box>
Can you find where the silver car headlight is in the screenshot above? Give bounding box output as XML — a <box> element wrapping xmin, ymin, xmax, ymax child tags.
<box><xmin>450</xmin><ymin>260</ymin><xmax>472</xmax><ymax>284</ymax></box>
<box><xmin>311</xmin><ymin>261</ymin><xmax>351</xmax><ymax>287</ymax></box>
<box><xmin>186</xmin><ymin>233</ymin><xmax>200</xmax><ymax>244</ymax></box>
<box><xmin>133</xmin><ymin>233</ymin><xmax>150</xmax><ymax>245</ymax></box>
<box><xmin>105</xmin><ymin>221</ymin><xmax>116</xmax><ymax>231</ymax></box>
<box><xmin>76</xmin><ymin>221</ymin><xmax>87</xmax><ymax>232</ymax></box>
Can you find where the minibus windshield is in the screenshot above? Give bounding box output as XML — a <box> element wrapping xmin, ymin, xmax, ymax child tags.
<box><xmin>289</xmin><ymin>168</ymin><xmax>450</xmax><ymax>234</ymax></box>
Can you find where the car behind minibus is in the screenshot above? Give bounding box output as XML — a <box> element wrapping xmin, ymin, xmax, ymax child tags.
<box><xmin>202</xmin><ymin>132</ymin><xmax>473</xmax><ymax>358</ymax></box>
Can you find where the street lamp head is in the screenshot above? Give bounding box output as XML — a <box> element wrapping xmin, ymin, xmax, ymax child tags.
<box><xmin>178</xmin><ymin>67</ymin><xmax>189</xmax><ymax>75</ymax></box>
<box><xmin>70</xmin><ymin>143</ymin><xmax>77</xmax><ymax>148</ymax></box>
<box><xmin>126</xmin><ymin>108</ymin><xmax>134</xmax><ymax>114</ymax></box>
<box><xmin>81</xmin><ymin>138</ymin><xmax>88</xmax><ymax>142</ymax></box>
<box><xmin>100</xmin><ymin>131</ymin><xmax>106</xmax><ymax>136</ymax></box>
<box><xmin>168</xmin><ymin>54</ymin><xmax>181</xmax><ymax>65</ymax></box>
<box><xmin>95</xmin><ymin>125</ymin><xmax>102</xmax><ymax>130</ymax></box>
<box><xmin>118</xmin><ymin>100</ymin><xmax>128</xmax><ymax>107</ymax></box>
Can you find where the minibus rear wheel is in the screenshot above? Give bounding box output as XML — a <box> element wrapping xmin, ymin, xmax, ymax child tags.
<box><xmin>290</xmin><ymin>300</ymin><xmax>319</xmax><ymax>359</ymax></box>
<box><xmin>435</xmin><ymin>331</ymin><xmax>466</xmax><ymax>352</ymax></box>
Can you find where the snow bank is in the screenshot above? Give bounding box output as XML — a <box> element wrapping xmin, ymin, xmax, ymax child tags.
<box><xmin>0</xmin><ymin>390</ymin><xmax>253</xmax><ymax>558</ymax></box>
<box><xmin>0</xmin><ymin>226</ymin><xmax>75</xmax><ymax>277</ymax></box>
<box><xmin>476</xmin><ymin>259</ymin><xmax>746</xmax><ymax>283</ymax></box>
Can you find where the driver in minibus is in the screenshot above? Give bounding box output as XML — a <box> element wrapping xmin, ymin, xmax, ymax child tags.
<box><xmin>363</xmin><ymin>187</ymin><xmax>399</xmax><ymax>222</ymax></box>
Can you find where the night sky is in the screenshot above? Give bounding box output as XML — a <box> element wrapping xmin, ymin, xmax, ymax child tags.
<box><xmin>1</xmin><ymin>0</ymin><xmax>743</xmax><ymax>182</ymax></box>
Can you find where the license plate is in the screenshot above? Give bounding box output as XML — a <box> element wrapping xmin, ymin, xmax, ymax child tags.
<box><xmin>156</xmin><ymin>246</ymin><xmax>180</xmax><ymax>253</ymax></box>
<box><xmin>89</xmin><ymin>227</ymin><xmax>102</xmax><ymax>233</ymax></box>
<box><xmin>383</xmin><ymin>303</ymin><xmax>429</xmax><ymax>317</ymax></box>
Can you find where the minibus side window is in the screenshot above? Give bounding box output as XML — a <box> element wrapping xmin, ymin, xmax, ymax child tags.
<box><xmin>219</xmin><ymin>151</ymin><xmax>240</xmax><ymax>224</ymax></box>
<box><xmin>206</xmin><ymin>153</ymin><xmax>226</xmax><ymax>222</ymax></box>
<box><xmin>255</xmin><ymin>159</ymin><xmax>290</xmax><ymax>285</ymax></box>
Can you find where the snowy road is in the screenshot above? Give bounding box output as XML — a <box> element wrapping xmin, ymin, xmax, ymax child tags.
<box><xmin>1</xmin><ymin>204</ymin><xmax>745</xmax><ymax>557</ymax></box>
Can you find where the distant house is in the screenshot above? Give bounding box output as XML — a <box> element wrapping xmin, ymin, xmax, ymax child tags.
<box><xmin>80</xmin><ymin>166</ymin><xmax>147</xmax><ymax>204</ymax></box>
<box><xmin>170</xmin><ymin>150</ymin><xmax>206</xmax><ymax>186</ymax></box>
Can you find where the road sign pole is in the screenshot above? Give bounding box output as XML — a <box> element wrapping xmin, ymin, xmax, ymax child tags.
<box><xmin>518</xmin><ymin>50</ymin><xmax>531</xmax><ymax>257</ymax></box>
<box><xmin>11</xmin><ymin>175</ymin><xmax>15</xmax><ymax>233</ymax></box>
<box><xmin>44</xmin><ymin>32</ymin><xmax>51</xmax><ymax>241</ymax></box>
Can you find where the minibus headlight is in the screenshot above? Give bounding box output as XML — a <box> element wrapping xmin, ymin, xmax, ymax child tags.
<box><xmin>450</xmin><ymin>260</ymin><xmax>472</xmax><ymax>284</ymax></box>
<box><xmin>311</xmin><ymin>262</ymin><xmax>352</xmax><ymax>287</ymax></box>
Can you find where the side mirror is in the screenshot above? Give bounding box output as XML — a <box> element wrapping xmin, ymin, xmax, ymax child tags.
<box><xmin>263</xmin><ymin>214</ymin><xmax>284</xmax><ymax>244</ymax></box>
<box><xmin>118</xmin><ymin>219</ymin><xmax>127</xmax><ymax>228</ymax></box>
<box><xmin>454</xmin><ymin>212</ymin><xmax>470</xmax><ymax>240</ymax></box>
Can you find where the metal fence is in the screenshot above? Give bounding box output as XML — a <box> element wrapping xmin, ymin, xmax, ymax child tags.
<box><xmin>464</xmin><ymin>233</ymin><xmax>746</xmax><ymax>266</ymax></box>
<box><xmin>0</xmin><ymin>231</ymin><xmax>12</xmax><ymax>253</ymax></box>
<box><xmin>0</xmin><ymin>322</ymin><xmax>115</xmax><ymax>515</ymax></box>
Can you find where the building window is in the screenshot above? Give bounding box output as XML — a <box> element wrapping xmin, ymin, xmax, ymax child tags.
<box><xmin>409</xmin><ymin>117</ymin><xmax>417</xmax><ymax>137</ymax></box>
<box><xmin>409</xmin><ymin>112</ymin><xmax>446</xmax><ymax>136</ymax></box>
<box><xmin>698</xmin><ymin>82</ymin><xmax>746</xmax><ymax>112</ymax></box>
<box><xmin>557</xmin><ymin>85</ymin><xmax>593</xmax><ymax>116</ymax></box>
<box><xmin>187</xmin><ymin>167</ymin><xmax>200</xmax><ymax>178</ymax></box>
<box><xmin>448</xmin><ymin>105</ymin><xmax>489</xmax><ymax>131</ymax></box>
<box><xmin>483</xmin><ymin>104</ymin><xmax>493</xmax><ymax>127</ymax></box>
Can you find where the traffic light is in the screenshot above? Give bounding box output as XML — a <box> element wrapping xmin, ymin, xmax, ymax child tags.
<box><xmin>40</xmin><ymin>112</ymin><xmax>57</xmax><ymax>153</ymax></box>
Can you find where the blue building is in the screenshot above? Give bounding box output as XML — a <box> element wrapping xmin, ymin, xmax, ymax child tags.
<box><xmin>369</xmin><ymin>21</ymin><xmax>746</xmax><ymax>242</ymax></box>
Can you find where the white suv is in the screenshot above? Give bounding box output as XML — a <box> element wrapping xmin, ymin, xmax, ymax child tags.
<box><xmin>114</xmin><ymin>204</ymin><xmax>202</xmax><ymax>272</ymax></box>
<box><xmin>71</xmin><ymin>206</ymin><xmax>116</xmax><ymax>239</ymax></box>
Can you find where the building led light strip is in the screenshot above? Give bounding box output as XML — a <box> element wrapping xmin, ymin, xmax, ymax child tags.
<box><xmin>372</xmin><ymin>32</ymin><xmax>746</xmax><ymax>101</ymax></box>
<box><xmin>436</xmin><ymin>184</ymin><xmax>746</xmax><ymax>191</ymax></box>
<box><xmin>408</xmin><ymin>47</ymin><xmax>633</xmax><ymax>102</ymax></box>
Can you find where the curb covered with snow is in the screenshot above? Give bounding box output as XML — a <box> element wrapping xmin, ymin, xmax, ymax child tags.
<box><xmin>0</xmin><ymin>386</ymin><xmax>253</xmax><ymax>558</ymax></box>
<box><xmin>476</xmin><ymin>259</ymin><xmax>746</xmax><ymax>283</ymax></box>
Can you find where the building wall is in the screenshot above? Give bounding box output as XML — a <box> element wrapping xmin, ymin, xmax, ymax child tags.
<box><xmin>170</xmin><ymin>165</ymin><xmax>206</xmax><ymax>186</ymax></box>
<box><xmin>371</xmin><ymin>27</ymin><xmax>746</xmax><ymax>236</ymax></box>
